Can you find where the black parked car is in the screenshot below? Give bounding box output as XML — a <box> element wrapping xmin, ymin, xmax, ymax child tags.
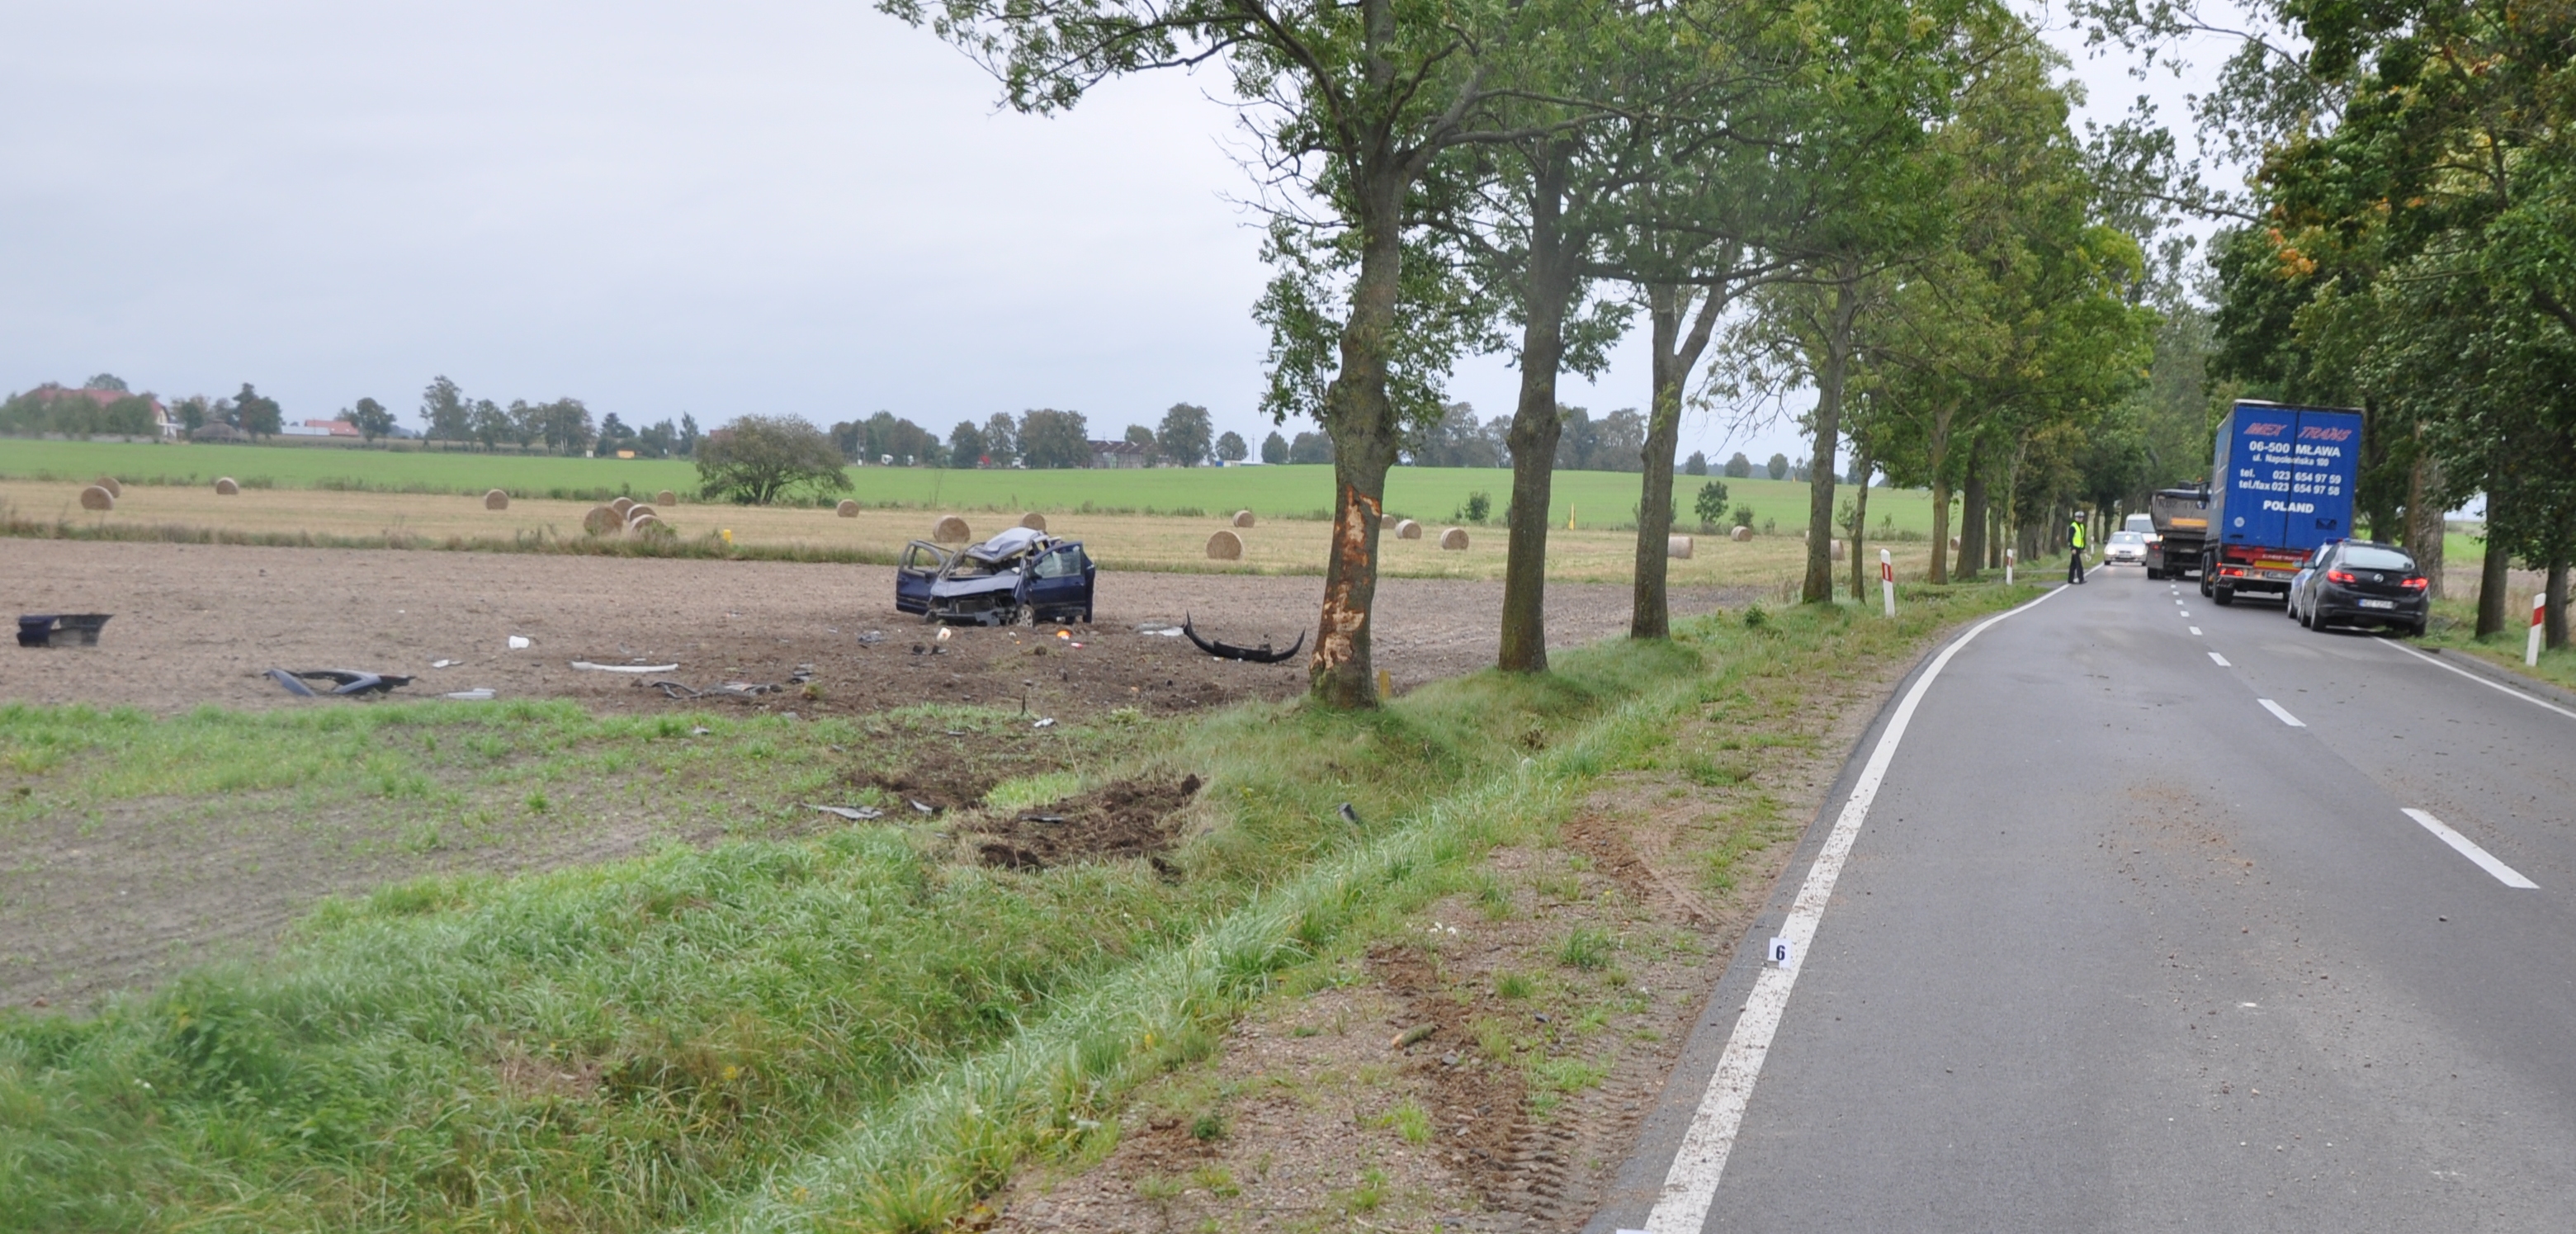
<box><xmin>896</xmin><ymin>527</ymin><xmax>1095</xmax><ymax>626</ymax></box>
<box><xmin>2286</xmin><ymin>539</ymin><xmax>2428</xmax><ymax>636</ymax></box>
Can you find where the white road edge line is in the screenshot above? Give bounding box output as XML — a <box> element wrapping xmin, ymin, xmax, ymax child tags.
<box><xmin>2257</xmin><ymin>697</ymin><xmax>2305</xmax><ymax>727</ymax></box>
<box><xmin>2402</xmin><ymin>808</ymin><xmax>2539</xmax><ymax>889</ymax></box>
<box><xmin>1642</xmin><ymin>585</ymin><xmax>2066</xmax><ymax>1233</ymax></box>
<box><xmin>2210</xmin><ymin>651</ymin><xmax>2231</xmax><ymax>667</ymax></box>
<box><xmin>2190</xmin><ymin>626</ymin><xmax>2203</xmax><ymax>636</ymax></box>
<box><xmin>2387</xmin><ymin>641</ymin><xmax>2576</xmax><ymax>721</ymax></box>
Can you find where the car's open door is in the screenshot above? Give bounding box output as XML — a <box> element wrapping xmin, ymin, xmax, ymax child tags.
<box><xmin>1024</xmin><ymin>541</ymin><xmax>1094</xmax><ymax>623</ymax></box>
<box><xmin>896</xmin><ymin>541</ymin><xmax>951</xmax><ymax>615</ymax></box>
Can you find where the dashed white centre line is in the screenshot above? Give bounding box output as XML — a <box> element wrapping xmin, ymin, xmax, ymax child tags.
<box><xmin>2402</xmin><ymin>808</ymin><xmax>2539</xmax><ymax>888</ymax></box>
<box><xmin>2180</xmin><ymin>610</ymin><xmax>2191</xmax><ymax>617</ymax></box>
<box><xmin>2209</xmin><ymin>651</ymin><xmax>2231</xmax><ymax>667</ymax></box>
<box><xmin>2190</xmin><ymin>626</ymin><xmax>2203</xmax><ymax>636</ymax></box>
<box><xmin>2257</xmin><ymin>698</ymin><xmax>2305</xmax><ymax>726</ymax></box>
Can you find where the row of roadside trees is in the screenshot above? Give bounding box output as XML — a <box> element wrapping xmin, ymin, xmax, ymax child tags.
<box><xmin>886</xmin><ymin>0</ymin><xmax>2175</xmax><ymax>705</ymax></box>
<box><xmin>2081</xmin><ymin>0</ymin><xmax>2576</xmax><ymax>650</ymax></box>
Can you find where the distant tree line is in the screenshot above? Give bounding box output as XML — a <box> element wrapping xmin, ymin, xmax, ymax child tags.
<box><xmin>417</xmin><ymin>376</ymin><xmax>669</xmax><ymax>457</ymax></box>
<box><xmin>1</xmin><ymin>374</ymin><xmax>164</xmax><ymax>437</ymax></box>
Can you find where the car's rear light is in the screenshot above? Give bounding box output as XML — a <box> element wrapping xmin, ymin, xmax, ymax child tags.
<box><xmin>2402</xmin><ymin>576</ymin><xmax>2428</xmax><ymax>591</ymax></box>
<box><xmin>2326</xmin><ymin>570</ymin><xmax>2357</xmax><ymax>584</ymax></box>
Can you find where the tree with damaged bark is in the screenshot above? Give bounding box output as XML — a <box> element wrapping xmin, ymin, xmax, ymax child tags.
<box><xmin>885</xmin><ymin>0</ymin><xmax>1628</xmax><ymax>707</ymax></box>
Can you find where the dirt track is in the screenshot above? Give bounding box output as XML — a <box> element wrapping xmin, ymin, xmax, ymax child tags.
<box><xmin>0</xmin><ymin>540</ymin><xmax>1751</xmax><ymax>716</ymax></box>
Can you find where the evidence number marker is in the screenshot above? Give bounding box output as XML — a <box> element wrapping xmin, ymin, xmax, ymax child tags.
<box><xmin>2402</xmin><ymin>808</ymin><xmax>2539</xmax><ymax>889</ymax></box>
<box><xmin>2257</xmin><ymin>698</ymin><xmax>2305</xmax><ymax>727</ymax></box>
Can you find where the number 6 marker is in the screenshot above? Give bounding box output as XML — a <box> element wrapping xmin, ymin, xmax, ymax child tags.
<box><xmin>1768</xmin><ymin>937</ymin><xmax>1795</xmax><ymax>970</ymax></box>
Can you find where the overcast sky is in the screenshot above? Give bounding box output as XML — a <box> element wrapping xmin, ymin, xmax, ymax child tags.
<box><xmin>1</xmin><ymin>2</ymin><xmax>2245</xmax><ymax>467</ymax></box>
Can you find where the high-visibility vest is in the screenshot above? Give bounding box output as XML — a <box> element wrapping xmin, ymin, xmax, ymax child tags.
<box><xmin>2069</xmin><ymin>522</ymin><xmax>2086</xmax><ymax>550</ymax></box>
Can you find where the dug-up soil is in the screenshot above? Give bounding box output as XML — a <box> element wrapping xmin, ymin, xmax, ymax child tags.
<box><xmin>970</xmin><ymin>775</ymin><xmax>1204</xmax><ymax>872</ymax></box>
<box><xmin>0</xmin><ymin>540</ymin><xmax>1750</xmax><ymax>717</ymax></box>
<box><xmin>987</xmin><ymin>628</ymin><xmax>1920</xmax><ymax>1233</ymax></box>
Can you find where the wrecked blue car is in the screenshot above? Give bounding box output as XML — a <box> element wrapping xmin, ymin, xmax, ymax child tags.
<box><xmin>896</xmin><ymin>527</ymin><xmax>1095</xmax><ymax>626</ymax></box>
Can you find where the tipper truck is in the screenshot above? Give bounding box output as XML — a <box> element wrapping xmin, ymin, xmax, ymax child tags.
<box><xmin>2199</xmin><ymin>400</ymin><xmax>2362</xmax><ymax>606</ymax></box>
<box><xmin>2142</xmin><ymin>486</ymin><xmax>2210</xmax><ymax>582</ymax></box>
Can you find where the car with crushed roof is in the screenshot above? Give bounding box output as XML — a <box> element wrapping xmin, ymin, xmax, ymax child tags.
<box><xmin>896</xmin><ymin>527</ymin><xmax>1095</xmax><ymax>626</ymax></box>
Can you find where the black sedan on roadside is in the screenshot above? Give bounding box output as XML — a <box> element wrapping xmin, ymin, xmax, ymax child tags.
<box><xmin>2286</xmin><ymin>539</ymin><xmax>2429</xmax><ymax>636</ymax></box>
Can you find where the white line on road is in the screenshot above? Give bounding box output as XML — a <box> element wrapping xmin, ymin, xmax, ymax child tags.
<box><xmin>2210</xmin><ymin>652</ymin><xmax>2231</xmax><ymax>667</ymax></box>
<box><xmin>2387</xmin><ymin>641</ymin><xmax>2576</xmax><ymax>721</ymax></box>
<box><xmin>2180</xmin><ymin>610</ymin><xmax>2191</xmax><ymax>617</ymax></box>
<box><xmin>1641</xmin><ymin>586</ymin><xmax>2066</xmax><ymax>1233</ymax></box>
<box><xmin>2257</xmin><ymin>698</ymin><xmax>2305</xmax><ymax>727</ymax></box>
<box><xmin>2402</xmin><ymin>808</ymin><xmax>2539</xmax><ymax>889</ymax></box>
<box><xmin>2191</xmin><ymin>626</ymin><xmax>2203</xmax><ymax>636</ymax></box>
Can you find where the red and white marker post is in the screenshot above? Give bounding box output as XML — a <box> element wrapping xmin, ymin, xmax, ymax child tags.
<box><xmin>2005</xmin><ymin>548</ymin><xmax>2016</xmax><ymax>586</ymax></box>
<box><xmin>1879</xmin><ymin>548</ymin><xmax>1896</xmax><ymax>617</ymax></box>
<box><xmin>2531</xmin><ymin>592</ymin><xmax>2548</xmax><ymax>666</ymax></box>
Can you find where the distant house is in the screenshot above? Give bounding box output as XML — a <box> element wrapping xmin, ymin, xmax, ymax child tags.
<box><xmin>21</xmin><ymin>384</ymin><xmax>174</xmax><ymax>438</ymax></box>
<box><xmin>281</xmin><ymin>418</ymin><xmax>361</xmax><ymax>438</ymax></box>
<box><xmin>1089</xmin><ymin>439</ymin><xmax>1150</xmax><ymax>469</ymax></box>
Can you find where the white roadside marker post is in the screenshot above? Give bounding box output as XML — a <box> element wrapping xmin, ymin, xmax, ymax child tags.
<box><xmin>2005</xmin><ymin>548</ymin><xmax>2015</xmax><ymax>585</ymax></box>
<box><xmin>2531</xmin><ymin>592</ymin><xmax>2548</xmax><ymax>667</ymax></box>
<box><xmin>1879</xmin><ymin>548</ymin><xmax>1896</xmax><ymax>618</ymax></box>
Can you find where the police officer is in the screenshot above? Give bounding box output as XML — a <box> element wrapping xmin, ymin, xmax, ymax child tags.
<box><xmin>2067</xmin><ymin>515</ymin><xmax>2087</xmax><ymax>584</ymax></box>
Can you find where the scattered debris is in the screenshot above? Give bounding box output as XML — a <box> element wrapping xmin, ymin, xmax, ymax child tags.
<box><xmin>807</xmin><ymin>804</ymin><xmax>886</xmax><ymax>821</ymax></box>
<box><xmin>1182</xmin><ymin>613</ymin><xmax>1305</xmax><ymax>664</ymax></box>
<box><xmin>691</xmin><ymin>726</ymin><xmax>711</xmax><ymax>735</ymax></box>
<box><xmin>266</xmin><ymin>668</ymin><xmax>416</xmax><ymax>697</ymax></box>
<box><xmin>442</xmin><ymin>688</ymin><xmax>496</xmax><ymax>701</ymax></box>
<box><xmin>571</xmin><ymin>660</ymin><xmax>681</xmax><ymax>674</ymax></box>
<box><xmin>431</xmin><ymin>659</ymin><xmax>460</xmax><ymax>669</ymax></box>
<box><xmin>1339</xmin><ymin>802</ymin><xmax>1362</xmax><ymax>825</ymax></box>
<box><xmin>907</xmin><ymin>798</ymin><xmax>938</xmax><ymax>816</ymax></box>
<box><xmin>857</xmin><ymin>631</ymin><xmax>885</xmax><ymax>645</ymax></box>
<box><xmin>507</xmin><ymin>635</ymin><xmax>532</xmax><ymax>650</ymax></box>
<box><xmin>647</xmin><ymin>679</ymin><xmax>781</xmax><ymax>700</ymax></box>
<box><xmin>1033</xmin><ymin>717</ymin><xmax>1056</xmax><ymax>729</ymax></box>
<box><xmin>1018</xmin><ymin>813</ymin><xmax>1068</xmax><ymax>825</ymax></box>
<box><xmin>17</xmin><ymin>614</ymin><xmax>111</xmax><ymax>648</ymax></box>
<box><xmin>1392</xmin><ymin>1024</ymin><xmax>1438</xmax><ymax>1049</ymax></box>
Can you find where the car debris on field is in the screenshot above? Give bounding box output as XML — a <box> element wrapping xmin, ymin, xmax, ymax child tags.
<box><xmin>896</xmin><ymin>527</ymin><xmax>1095</xmax><ymax>626</ymax></box>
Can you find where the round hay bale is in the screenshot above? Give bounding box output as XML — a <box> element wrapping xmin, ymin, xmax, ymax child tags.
<box><xmin>1667</xmin><ymin>535</ymin><xmax>1694</xmax><ymax>560</ymax></box>
<box><xmin>655</xmin><ymin>489</ymin><xmax>676</xmax><ymax>506</ymax></box>
<box><xmin>610</xmin><ymin>497</ymin><xmax>636</xmax><ymax>518</ymax></box>
<box><xmin>626</xmin><ymin>513</ymin><xmax>669</xmax><ymax>538</ymax></box>
<box><xmin>1948</xmin><ymin>536</ymin><xmax>1960</xmax><ymax>551</ymax></box>
<box><xmin>214</xmin><ymin>476</ymin><xmax>239</xmax><ymax>495</ymax></box>
<box><xmin>1019</xmin><ymin>511</ymin><xmax>1047</xmax><ymax>531</ymax></box>
<box><xmin>1231</xmin><ymin>509</ymin><xmax>1256</xmax><ymax>528</ymax></box>
<box><xmin>583</xmin><ymin>504</ymin><xmax>622</xmax><ymax>536</ymax></box>
<box><xmin>1439</xmin><ymin>527</ymin><xmax>1470</xmax><ymax>551</ymax></box>
<box><xmin>1205</xmin><ymin>529</ymin><xmax>1245</xmax><ymax>560</ymax></box>
<box><xmin>1730</xmin><ymin>525</ymin><xmax>1753</xmax><ymax>542</ymax></box>
<box><xmin>78</xmin><ymin>485</ymin><xmax>114</xmax><ymax>512</ymax></box>
<box><xmin>1380</xmin><ymin>512</ymin><xmax>1401</xmax><ymax>530</ymax></box>
<box><xmin>836</xmin><ymin>499</ymin><xmax>860</xmax><ymax>518</ymax></box>
<box><xmin>93</xmin><ymin>475</ymin><xmax>123</xmax><ymax>498</ymax></box>
<box><xmin>483</xmin><ymin>488</ymin><xmax>510</xmax><ymax>510</ymax></box>
<box><xmin>1832</xmin><ymin>539</ymin><xmax>1849</xmax><ymax>561</ymax></box>
<box><xmin>1395</xmin><ymin>518</ymin><xmax>1422</xmax><ymax>540</ymax></box>
<box><xmin>624</xmin><ymin>504</ymin><xmax>658</xmax><ymax>525</ymax></box>
<box><xmin>932</xmin><ymin>515</ymin><xmax>972</xmax><ymax>543</ymax></box>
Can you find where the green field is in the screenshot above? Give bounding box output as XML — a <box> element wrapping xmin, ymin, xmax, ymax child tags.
<box><xmin>0</xmin><ymin>437</ymin><xmax>1940</xmax><ymax>536</ymax></box>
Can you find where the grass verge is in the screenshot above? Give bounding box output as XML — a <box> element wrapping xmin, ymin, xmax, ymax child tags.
<box><xmin>0</xmin><ymin>585</ymin><xmax>2035</xmax><ymax>1232</ymax></box>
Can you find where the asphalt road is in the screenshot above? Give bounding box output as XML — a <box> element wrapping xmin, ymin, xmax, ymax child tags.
<box><xmin>1591</xmin><ymin>562</ymin><xmax>2576</xmax><ymax>1232</ymax></box>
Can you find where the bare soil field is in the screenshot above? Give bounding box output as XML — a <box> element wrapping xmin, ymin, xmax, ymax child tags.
<box><xmin>0</xmin><ymin>539</ymin><xmax>1753</xmax><ymax>1011</ymax></box>
<box><xmin>0</xmin><ymin>540</ymin><xmax>1750</xmax><ymax>716</ymax></box>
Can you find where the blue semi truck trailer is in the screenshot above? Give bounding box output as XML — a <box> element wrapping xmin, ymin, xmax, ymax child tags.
<box><xmin>2194</xmin><ymin>400</ymin><xmax>2363</xmax><ymax>606</ymax></box>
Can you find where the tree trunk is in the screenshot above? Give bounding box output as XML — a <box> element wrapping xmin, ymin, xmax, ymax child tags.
<box><xmin>1803</xmin><ymin>262</ymin><xmax>1862</xmax><ymax>603</ymax></box>
<box><xmin>1848</xmin><ymin>450</ymin><xmax>1871</xmax><ymax>600</ymax></box>
<box><xmin>1954</xmin><ymin>447</ymin><xmax>1984</xmax><ymax>581</ymax></box>
<box><xmin>1632</xmin><ymin>281</ymin><xmax>1728</xmax><ymax>638</ymax></box>
<box><xmin>1498</xmin><ymin>146</ymin><xmax>1577</xmax><ymax>673</ymax></box>
<box><xmin>1928</xmin><ymin>476</ymin><xmax>1951</xmax><ymax>585</ymax></box>
<box><xmin>2550</xmin><ymin>551</ymin><xmax>2570</xmax><ymax>651</ymax></box>
<box><xmin>2406</xmin><ymin>449</ymin><xmax>2446</xmax><ymax>600</ymax></box>
<box><xmin>1308</xmin><ymin>175</ymin><xmax>1406</xmax><ymax>708</ymax></box>
<box><xmin>2476</xmin><ymin>528</ymin><xmax>2510</xmax><ymax>637</ymax></box>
